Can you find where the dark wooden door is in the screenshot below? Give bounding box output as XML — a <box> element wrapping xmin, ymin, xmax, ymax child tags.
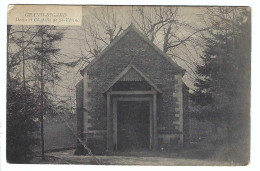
<box><xmin>117</xmin><ymin>101</ymin><xmax>149</xmax><ymax>151</ymax></box>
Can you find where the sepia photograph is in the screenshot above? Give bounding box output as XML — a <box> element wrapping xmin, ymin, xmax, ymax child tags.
<box><xmin>5</xmin><ymin>5</ymin><xmax>250</xmax><ymax>166</ymax></box>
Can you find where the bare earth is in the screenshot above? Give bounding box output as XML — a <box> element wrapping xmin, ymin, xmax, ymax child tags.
<box><xmin>31</xmin><ymin>149</ymin><xmax>232</xmax><ymax>166</ymax></box>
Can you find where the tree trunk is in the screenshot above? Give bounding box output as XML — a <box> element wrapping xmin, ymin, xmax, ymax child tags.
<box><xmin>7</xmin><ymin>25</ymin><xmax>12</xmax><ymax>81</ymax></box>
<box><xmin>40</xmin><ymin>30</ymin><xmax>45</xmax><ymax>160</ymax></box>
<box><xmin>22</xmin><ymin>25</ymin><xmax>26</xmax><ymax>89</ymax></box>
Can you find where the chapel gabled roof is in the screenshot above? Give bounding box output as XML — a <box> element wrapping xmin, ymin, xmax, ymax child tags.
<box><xmin>80</xmin><ymin>24</ymin><xmax>185</xmax><ymax>76</ymax></box>
<box><xmin>103</xmin><ymin>64</ymin><xmax>162</xmax><ymax>94</ymax></box>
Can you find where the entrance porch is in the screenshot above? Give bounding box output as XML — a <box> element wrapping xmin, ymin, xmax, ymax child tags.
<box><xmin>104</xmin><ymin>65</ymin><xmax>162</xmax><ymax>153</ymax></box>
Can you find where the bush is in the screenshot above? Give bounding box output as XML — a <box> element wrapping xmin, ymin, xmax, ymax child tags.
<box><xmin>7</xmin><ymin>80</ymin><xmax>39</xmax><ymax>163</ymax></box>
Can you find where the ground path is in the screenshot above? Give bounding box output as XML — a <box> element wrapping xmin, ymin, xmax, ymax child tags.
<box><xmin>35</xmin><ymin>149</ymin><xmax>232</xmax><ymax>165</ymax></box>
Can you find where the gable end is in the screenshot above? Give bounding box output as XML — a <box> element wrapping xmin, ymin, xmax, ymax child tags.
<box><xmin>80</xmin><ymin>24</ymin><xmax>185</xmax><ymax>76</ymax></box>
<box><xmin>103</xmin><ymin>64</ymin><xmax>162</xmax><ymax>94</ymax></box>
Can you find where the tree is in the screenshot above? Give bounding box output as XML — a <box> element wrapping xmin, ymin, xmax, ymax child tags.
<box><xmin>32</xmin><ymin>25</ymin><xmax>63</xmax><ymax>159</ymax></box>
<box><xmin>6</xmin><ymin>79</ymin><xmax>40</xmax><ymax>163</ymax></box>
<box><xmin>70</xmin><ymin>6</ymin><xmax>124</xmax><ymax>71</ymax></box>
<box><xmin>7</xmin><ymin>25</ymin><xmax>64</xmax><ymax>161</ymax></box>
<box><xmin>7</xmin><ymin>25</ymin><xmax>40</xmax><ymax>163</ymax></box>
<box><xmin>191</xmin><ymin>7</ymin><xmax>250</xmax><ymax>163</ymax></box>
<box><xmin>131</xmin><ymin>6</ymin><xmax>178</xmax><ymax>45</ymax></box>
<box><xmin>7</xmin><ymin>25</ymin><xmax>41</xmax><ymax>82</ymax></box>
<box><xmin>131</xmin><ymin>7</ymin><xmax>210</xmax><ymax>82</ymax></box>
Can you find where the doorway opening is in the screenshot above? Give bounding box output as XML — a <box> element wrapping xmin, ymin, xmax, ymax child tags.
<box><xmin>117</xmin><ymin>101</ymin><xmax>150</xmax><ymax>151</ymax></box>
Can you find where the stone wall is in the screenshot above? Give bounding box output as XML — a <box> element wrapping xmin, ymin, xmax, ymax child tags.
<box><xmin>43</xmin><ymin>119</ymin><xmax>77</xmax><ymax>151</ymax></box>
<box><xmin>34</xmin><ymin>117</ymin><xmax>77</xmax><ymax>152</ymax></box>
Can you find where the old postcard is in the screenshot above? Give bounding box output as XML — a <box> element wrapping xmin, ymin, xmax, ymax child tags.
<box><xmin>5</xmin><ymin>5</ymin><xmax>250</xmax><ymax>165</ymax></box>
